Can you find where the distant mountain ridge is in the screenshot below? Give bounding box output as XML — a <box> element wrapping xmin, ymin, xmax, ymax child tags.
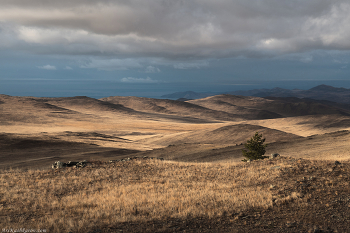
<box><xmin>229</xmin><ymin>84</ymin><xmax>350</xmax><ymax>104</ymax></box>
<box><xmin>162</xmin><ymin>85</ymin><xmax>350</xmax><ymax>104</ymax></box>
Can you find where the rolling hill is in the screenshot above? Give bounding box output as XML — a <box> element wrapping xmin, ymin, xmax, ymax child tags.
<box><xmin>1</xmin><ymin>92</ymin><xmax>350</xmax><ymax>169</ymax></box>
<box><xmin>3</xmin><ymin>91</ymin><xmax>350</xmax><ymax>233</ymax></box>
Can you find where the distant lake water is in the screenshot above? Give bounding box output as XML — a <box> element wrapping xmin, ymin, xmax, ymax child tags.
<box><xmin>1</xmin><ymin>78</ymin><xmax>350</xmax><ymax>99</ymax></box>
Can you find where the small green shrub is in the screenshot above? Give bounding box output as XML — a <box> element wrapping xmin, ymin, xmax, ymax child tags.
<box><xmin>242</xmin><ymin>132</ymin><xmax>268</xmax><ymax>161</ymax></box>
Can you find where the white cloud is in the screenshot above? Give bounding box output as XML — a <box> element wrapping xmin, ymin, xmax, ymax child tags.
<box><xmin>145</xmin><ymin>66</ymin><xmax>160</xmax><ymax>73</ymax></box>
<box><xmin>121</xmin><ymin>77</ymin><xmax>157</xmax><ymax>83</ymax></box>
<box><xmin>37</xmin><ymin>65</ymin><xmax>56</xmax><ymax>70</ymax></box>
<box><xmin>65</xmin><ymin>66</ymin><xmax>73</xmax><ymax>70</ymax></box>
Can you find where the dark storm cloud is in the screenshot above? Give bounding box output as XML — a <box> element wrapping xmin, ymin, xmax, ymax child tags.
<box><xmin>1</xmin><ymin>0</ymin><xmax>350</xmax><ymax>63</ymax></box>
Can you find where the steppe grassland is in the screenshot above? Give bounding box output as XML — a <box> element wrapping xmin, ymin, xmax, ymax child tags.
<box><xmin>248</xmin><ymin>116</ymin><xmax>350</xmax><ymax>137</ymax></box>
<box><xmin>0</xmin><ymin>110</ymin><xmax>230</xmax><ymax>150</ymax></box>
<box><xmin>1</xmin><ymin>159</ymin><xmax>289</xmax><ymax>232</ymax></box>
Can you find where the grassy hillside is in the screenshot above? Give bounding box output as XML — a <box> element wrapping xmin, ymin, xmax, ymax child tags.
<box><xmin>0</xmin><ymin>158</ymin><xmax>281</xmax><ymax>232</ymax></box>
<box><xmin>1</xmin><ymin>157</ymin><xmax>350</xmax><ymax>232</ymax></box>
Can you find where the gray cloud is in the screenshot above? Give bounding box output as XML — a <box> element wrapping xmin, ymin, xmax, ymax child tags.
<box><xmin>80</xmin><ymin>58</ymin><xmax>143</xmax><ymax>70</ymax></box>
<box><xmin>1</xmin><ymin>0</ymin><xmax>350</xmax><ymax>64</ymax></box>
<box><xmin>121</xmin><ymin>77</ymin><xmax>158</xmax><ymax>83</ymax></box>
<box><xmin>37</xmin><ymin>64</ymin><xmax>56</xmax><ymax>70</ymax></box>
<box><xmin>173</xmin><ymin>61</ymin><xmax>209</xmax><ymax>69</ymax></box>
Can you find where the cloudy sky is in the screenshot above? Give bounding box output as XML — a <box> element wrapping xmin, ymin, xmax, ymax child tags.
<box><xmin>1</xmin><ymin>0</ymin><xmax>350</xmax><ymax>97</ymax></box>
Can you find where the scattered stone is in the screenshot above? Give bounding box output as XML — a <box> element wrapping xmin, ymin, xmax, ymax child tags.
<box><xmin>109</xmin><ymin>156</ymin><xmax>165</xmax><ymax>164</ymax></box>
<box><xmin>66</xmin><ymin>161</ymin><xmax>78</xmax><ymax>167</ymax></box>
<box><xmin>334</xmin><ymin>161</ymin><xmax>341</xmax><ymax>165</ymax></box>
<box><xmin>52</xmin><ymin>160</ymin><xmax>87</xmax><ymax>169</ymax></box>
<box><xmin>52</xmin><ymin>161</ymin><xmax>65</xmax><ymax>169</ymax></box>
<box><xmin>76</xmin><ymin>160</ymin><xmax>87</xmax><ymax>168</ymax></box>
<box><xmin>109</xmin><ymin>160</ymin><xmax>121</xmax><ymax>163</ymax></box>
<box><xmin>270</xmin><ymin>153</ymin><xmax>280</xmax><ymax>159</ymax></box>
<box><xmin>309</xmin><ymin>227</ymin><xmax>334</xmax><ymax>233</ymax></box>
<box><xmin>286</xmin><ymin>221</ymin><xmax>296</xmax><ymax>228</ymax></box>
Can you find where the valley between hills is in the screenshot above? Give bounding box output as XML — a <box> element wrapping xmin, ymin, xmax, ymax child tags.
<box><xmin>1</xmin><ymin>93</ymin><xmax>350</xmax><ymax>169</ymax></box>
<box><xmin>1</xmin><ymin>93</ymin><xmax>350</xmax><ymax>232</ymax></box>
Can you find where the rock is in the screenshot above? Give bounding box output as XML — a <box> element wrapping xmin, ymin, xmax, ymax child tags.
<box><xmin>270</xmin><ymin>153</ymin><xmax>280</xmax><ymax>159</ymax></box>
<box><xmin>334</xmin><ymin>161</ymin><xmax>341</xmax><ymax>165</ymax></box>
<box><xmin>66</xmin><ymin>161</ymin><xmax>78</xmax><ymax>167</ymax></box>
<box><xmin>309</xmin><ymin>227</ymin><xmax>334</xmax><ymax>233</ymax></box>
<box><xmin>109</xmin><ymin>160</ymin><xmax>120</xmax><ymax>163</ymax></box>
<box><xmin>52</xmin><ymin>161</ymin><xmax>65</xmax><ymax>169</ymax></box>
<box><xmin>247</xmin><ymin>159</ymin><xmax>252</xmax><ymax>163</ymax></box>
<box><xmin>52</xmin><ymin>160</ymin><xmax>87</xmax><ymax>169</ymax></box>
<box><xmin>286</xmin><ymin>221</ymin><xmax>296</xmax><ymax>228</ymax></box>
<box><xmin>233</xmin><ymin>212</ymin><xmax>245</xmax><ymax>220</ymax></box>
<box><xmin>76</xmin><ymin>160</ymin><xmax>87</xmax><ymax>168</ymax></box>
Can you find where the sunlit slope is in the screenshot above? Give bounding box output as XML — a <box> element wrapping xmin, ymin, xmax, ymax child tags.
<box><xmin>134</xmin><ymin>123</ymin><xmax>301</xmax><ymax>147</ymax></box>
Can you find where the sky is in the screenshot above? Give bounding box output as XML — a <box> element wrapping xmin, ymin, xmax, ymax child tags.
<box><xmin>1</xmin><ymin>0</ymin><xmax>350</xmax><ymax>98</ymax></box>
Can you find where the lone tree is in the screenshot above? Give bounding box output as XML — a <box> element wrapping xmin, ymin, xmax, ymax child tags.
<box><xmin>242</xmin><ymin>132</ymin><xmax>268</xmax><ymax>161</ymax></box>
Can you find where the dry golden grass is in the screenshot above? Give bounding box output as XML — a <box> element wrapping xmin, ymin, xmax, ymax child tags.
<box><xmin>248</xmin><ymin>115</ymin><xmax>350</xmax><ymax>137</ymax></box>
<box><xmin>0</xmin><ymin>159</ymin><xmax>292</xmax><ymax>232</ymax></box>
<box><xmin>3</xmin><ymin>94</ymin><xmax>350</xmax><ymax>232</ymax></box>
<box><xmin>2</xmin><ymin>95</ymin><xmax>350</xmax><ymax>158</ymax></box>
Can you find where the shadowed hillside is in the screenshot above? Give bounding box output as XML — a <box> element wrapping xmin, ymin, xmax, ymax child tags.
<box><xmin>100</xmin><ymin>96</ymin><xmax>243</xmax><ymax>121</ymax></box>
<box><xmin>189</xmin><ymin>94</ymin><xmax>350</xmax><ymax>117</ymax></box>
<box><xmin>0</xmin><ymin>134</ymin><xmax>140</xmax><ymax>170</ymax></box>
<box><xmin>164</xmin><ymin>85</ymin><xmax>350</xmax><ymax>105</ymax></box>
<box><xmin>229</xmin><ymin>84</ymin><xmax>350</xmax><ymax>104</ymax></box>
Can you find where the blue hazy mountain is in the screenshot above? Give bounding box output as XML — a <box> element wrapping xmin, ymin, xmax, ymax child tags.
<box><xmin>162</xmin><ymin>85</ymin><xmax>350</xmax><ymax>104</ymax></box>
